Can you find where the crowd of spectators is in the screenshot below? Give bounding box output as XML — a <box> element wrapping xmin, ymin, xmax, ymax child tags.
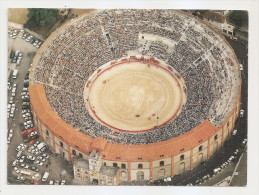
<box><xmin>33</xmin><ymin>9</ymin><xmax>241</xmax><ymax>145</ymax></box>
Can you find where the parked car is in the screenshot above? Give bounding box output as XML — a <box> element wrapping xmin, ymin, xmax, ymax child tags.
<box><xmin>232</xmin><ymin>129</ymin><xmax>237</xmax><ymax>136</ymax></box>
<box><xmin>240</xmin><ymin>109</ymin><xmax>244</xmax><ymax>117</ymax></box>
<box><xmin>12</xmin><ymin>159</ymin><xmax>18</xmax><ymax>167</ymax></box>
<box><xmin>30</xmin><ymin>166</ymin><xmax>39</xmax><ymax>172</ymax></box>
<box><xmin>14</xmin><ymin>167</ymin><xmax>20</xmax><ymax>174</ymax></box>
<box><xmin>21</xmin><ymin>130</ymin><xmax>28</xmax><ymax>135</ymax></box>
<box><xmin>32</xmin><ymin>173</ymin><xmax>39</xmax><ymax>180</ymax></box>
<box><xmin>17</xmin><ymin>176</ymin><xmax>25</xmax><ymax>182</ymax></box>
<box><xmin>29</xmin><ymin>139</ymin><xmax>38</xmax><ymax>145</ymax></box>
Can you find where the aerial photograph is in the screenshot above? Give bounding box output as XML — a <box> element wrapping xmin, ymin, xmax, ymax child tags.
<box><xmin>6</xmin><ymin>8</ymin><xmax>248</xmax><ymax>187</ymax></box>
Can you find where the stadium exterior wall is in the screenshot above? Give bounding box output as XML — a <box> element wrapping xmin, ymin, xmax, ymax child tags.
<box><xmin>29</xmin><ymin>84</ymin><xmax>241</xmax><ymax>182</ymax></box>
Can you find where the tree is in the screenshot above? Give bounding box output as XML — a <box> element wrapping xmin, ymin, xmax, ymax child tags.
<box><xmin>228</xmin><ymin>10</ymin><xmax>248</xmax><ymax>27</ymax></box>
<box><xmin>25</xmin><ymin>8</ymin><xmax>60</xmax><ymax>28</ymax></box>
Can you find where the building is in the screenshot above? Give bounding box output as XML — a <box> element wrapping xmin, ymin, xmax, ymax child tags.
<box><xmin>203</xmin><ymin>10</ymin><xmax>235</xmax><ymax>35</ymax></box>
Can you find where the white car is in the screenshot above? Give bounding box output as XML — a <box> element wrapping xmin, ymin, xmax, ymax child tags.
<box><xmin>19</xmin><ymin>156</ymin><xmax>25</xmax><ymax>163</ymax></box>
<box><xmin>7</xmin><ymin>137</ymin><xmax>11</xmax><ymax>144</ymax></box>
<box><xmin>61</xmin><ymin>180</ymin><xmax>66</xmax><ymax>185</ymax></box>
<box><xmin>12</xmin><ymin>160</ymin><xmax>18</xmax><ymax>167</ymax></box>
<box><xmin>32</xmin><ymin>173</ymin><xmax>39</xmax><ymax>180</ymax></box>
<box><xmin>21</xmin><ymin>92</ymin><xmax>28</xmax><ymax>96</ymax></box>
<box><xmin>29</xmin><ymin>131</ymin><xmax>37</xmax><ymax>137</ymax></box>
<box><xmin>17</xmin><ymin>176</ymin><xmax>25</xmax><ymax>181</ymax></box>
<box><xmin>34</xmin><ymin>160</ymin><xmax>43</xmax><ymax>166</ymax></box>
<box><xmin>14</xmin><ymin>167</ymin><xmax>20</xmax><ymax>174</ymax></box>
<box><xmin>232</xmin><ymin>129</ymin><xmax>237</xmax><ymax>136</ymax></box>
<box><xmin>240</xmin><ymin>109</ymin><xmax>244</xmax><ymax>117</ymax></box>
<box><xmin>27</xmin><ymin>156</ymin><xmax>35</xmax><ymax>161</ymax></box>
<box><xmin>9</xmin><ymin>97</ymin><xmax>14</xmax><ymax>104</ymax></box>
<box><xmin>16</xmin><ymin>144</ymin><xmax>27</xmax><ymax>151</ymax></box>
<box><xmin>9</xmin><ymin>129</ymin><xmax>14</xmax><ymax>138</ymax></box>
<box><xmin>26</xmin><ymin>113</ymin><xmax>31</xmax><ymax>117</ymax></box>
<box><xmin>28</xmin><ymin>146</ymin><xmax>34</xmax><ymax>153</ymax></box>
<box><xmin>49</xmin><ymin>180</ymin><xmax>54</xmax><ymax>185</ymax></box>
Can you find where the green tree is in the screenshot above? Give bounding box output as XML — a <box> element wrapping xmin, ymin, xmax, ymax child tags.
<box><xmin>228</xmin><ymin>10</ymin><xmax>248</xmax><ymax>27</ymax></box>
<box><xmin>25</xmin><ymin>8</ymin><xmax>60</xmax><ymax>28</ymax></box>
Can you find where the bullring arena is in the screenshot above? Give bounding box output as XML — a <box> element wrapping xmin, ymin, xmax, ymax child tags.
<box><xmin>29</xmin><ymin>9</ymin><xmax>241</xmax><ymax>184</ymax></box>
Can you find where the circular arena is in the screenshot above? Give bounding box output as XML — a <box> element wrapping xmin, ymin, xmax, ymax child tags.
<box><xmin>29</xmin><ymin>10</ymin><xmax>241</xmax><ymax>183</ymax></box>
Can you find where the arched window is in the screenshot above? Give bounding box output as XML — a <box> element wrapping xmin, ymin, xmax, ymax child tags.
<box><xmin>214</xmin><ymin>134</ymin><xmax>218</xmax><ymax>140</ymax></box>
<box><xmin>72</xmin><ymin>150</ymin><xmax>76</xmax><ymax>155</ymax></box>
<box><xmin>137</xmin><ymin>171</ymin><xmax>144</xmax><ymax>181</ymax></box>
<box><xmin>121</xmin><ymin>163</ymin><xmax>126</xmax><ymax>169</ymax></box>
<box><xmin>79</xmin><ymin>153</ymin><xmax>83</xmax><ymax>158</ymax></box>
<box><xmin>180</xmin><ymin>155</ymin><xmax>184</xmax><ymax>161</ymax></box>
<box><xmin>138</xmin><ymin>164</ymin><xmax>143</xmax><ymax>169</ymax></box>
<box><xmin>113</xmin><ymin>163</ymin><xmax>118</xmax><ymax>167</ymax></box>
<box><xmin>199</xmin><ymin>145</ymin><xmax>203</xmax><ymax>152</ymax></box>
<box><xmin>46</xmin><ymin>130</ymin><xmax>49</xmax><ymax>136</ymax></box>
<box><xmin>60</xmin><ymin>141</ymin><xmax>63</xmax><ymax>148</ymax></box>
<box><xmin>160</xmin><ymin>161</ymin><xmax>164</xmax><ymax>167</ymax></box>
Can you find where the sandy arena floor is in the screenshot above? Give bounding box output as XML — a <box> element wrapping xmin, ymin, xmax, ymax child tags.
<box><xmin>87</xmin><ymin>62</ymin><xmax>184</xmax><ymax>132</ymax></box>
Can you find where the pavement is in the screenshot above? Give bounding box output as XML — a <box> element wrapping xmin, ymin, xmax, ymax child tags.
<box><xmin>230</xmin><ymin>149</ymin><xmax>247</xmax><ymax>186</ymax></box>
